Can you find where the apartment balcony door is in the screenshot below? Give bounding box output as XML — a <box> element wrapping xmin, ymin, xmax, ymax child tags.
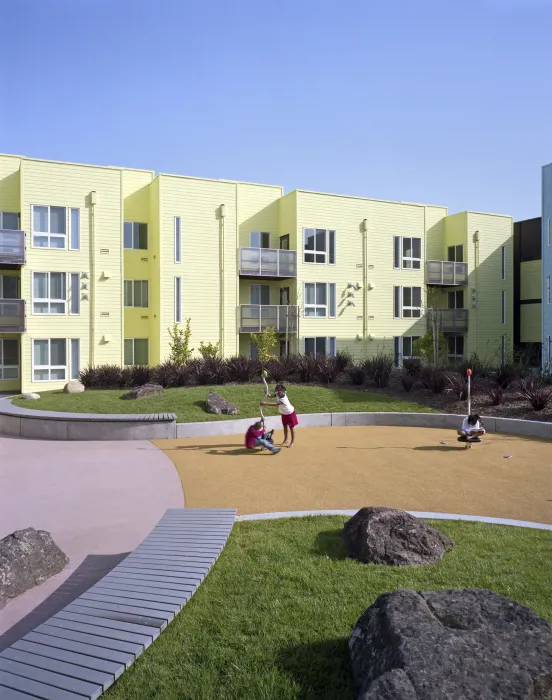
<box><xmin>250</xmin><ymin>284</ymin><xmax>270</xmax><ymax>305</ymax></box>
<box><xmin>280</xmin><ymin>287</ymin><xmax>290</xmax><ymax>305</ymax></box>
<box><xmin>280</xmin><ymin>235</ymin><xmax>290</xmax><ymax>250</ymax></box>
<box><xmin>448</xmin><ymin>290</ymin><xmax>464</xmax><ymax>309</ymax></box>
<box><xmin>250</xmin><ymin>232</ymin><xmax>270</xmax><ymax>249</ymax></box>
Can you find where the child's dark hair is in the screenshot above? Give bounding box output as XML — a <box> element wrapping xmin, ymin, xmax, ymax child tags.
<box><xmin>252</xmin><ymin>421</ymin><xmax>263</xmax><ymax>429</ymax></box>
<box><xmin>275</xmin><ymin>384</ymin><xmax>286</xmax><ymax>392</ymax></box>
<box><xmin>467</xmin><ymin>414</ymin><xmax>480</xmax><ymax>424</ymax></box>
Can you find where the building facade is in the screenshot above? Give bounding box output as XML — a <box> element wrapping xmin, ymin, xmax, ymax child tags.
<box><xmin>543</xmin><ymin>163</ymin><xmax>552</xmax><ymax>368</ymax></box>
<box><xmin>513</xmin><ymin>217</ymin><xmax>542</xmax><ymax>366</ymax></box>
<box><xmin>0</xmin><ymin>154</ymin><xmax>513</xmax><ymax>393</ymax></box>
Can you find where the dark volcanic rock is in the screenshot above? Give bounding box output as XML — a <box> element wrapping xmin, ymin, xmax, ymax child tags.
<box><xmin>121</xmin><ymin>383</ymin><xmax>164</xmax><ymax>400</ymax></box>
<box><xmin>350</xmin><ymin>588</ymin><xmax>552</xmax><ymax>700</ymax></box>
<box><xmin>206</xmin><ymin>391</ymin><xmax>239</xmax><ymax>415</ymax></box>
<box><xmin>0</xmin><ymin>528</ymin><xmax>69</xmax><ymax>608</ymax></box>
<box><xmin>343</xmin><ymin>507</ymin><xmax>453</xmax><ymax>566</ymax></box>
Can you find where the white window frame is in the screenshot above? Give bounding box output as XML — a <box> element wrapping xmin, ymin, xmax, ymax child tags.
<box><xmin>394</xmin><ymin>336</ymin><xmax>421</xmax><ymax>367</ymax></box>
<box><xmin>32</xmin><ymin>272</ymin><xmax>67</xmax><ymax>315</ymax></box>
<box><xmin>124</xmin><ymin>338</ymin><xmax>149</xmax><ymax>366</ymax></box>
<box><xmin>250</xmin><ymin>232</ymin><xmax>270</xmax><ymax>248</ymax></box>
<box><xmin>70</xmin><ymin>273</ymin><xmax>80</xmax><ymax>315</ymax></box>
<box><xmin>501</xmin><ymin>290</ymin><xmax>506</xmax><ymax>324</ymax></box>
<box><xmin>303</xmin><ymin>337</ymin><xmax>336</xmax><ymax>356</ymax></box>
<box><xmin>501</xmin><ymin>245</ymin><xmax>506</xmax><ymax>280</ymax></box>
<box><xmin>31</xmin><ymin>205</ymin><xmax>70</xmax><ymax>249</ymax></box>
<box><xmin>304</xmin><ymin>282</ymin><xmax>336</xmax><ymax>318</ymax></box>
<box><xmin>70</xmin><ymin>338</ymin><xmax>80</xmax><ymax>381</ymax></box>
<box><xmin>394</xmin><ymin>286</ymin><xmax>422</xmax><ymax>319</ymax></box>
<box><xmin>174</xmin><ymin>217</ymin><xmax>182</xmax><ymax>263</ymax></box>
<box><xmin>394</xmin><ymin>236</ymin><xmax>422</xmax><ymax>270</ymax></box>
<box><xmin>123</xmin><ymin>221</ymin><xmax>148</xmax><ymax>251</ymax></box>
<box><xmin>124</xmin><ymin>280</ymin><xmax>149</xmax><ymax>308</ymax></box>
<box><xmin>0</xmin><ymin>338</ymin><xmax>19</xmax><ymax>380</ymax></box>
<box><xmin>303</xmin><ymin>228</ymin><xmax>336</xmax><ymax>265</ymax></box>
<box><xmin>32</xmin><ymin>338</ymin><xmax>68</xmax><ymax>382</ymax></box>
<box><xmin>69</xmin><ymin>208</ymin><xmax>80</xmax><ymax>251</ymax></box>
<box><xmin>175</xmin><ymin>277</ymin><xmax>182</xmax><ymax>323</ymax></box>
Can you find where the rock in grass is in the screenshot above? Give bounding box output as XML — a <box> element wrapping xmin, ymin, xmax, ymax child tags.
<box><xmin>64</xmin><ymin>380</ymin><xmax>85</xmax><ymax>394</ymax></box>
<box><xmin>121</xmin><ymin>383</ymin><xmax>164</xmax><ymax>400</ymax></box>
<box><xmin>0</xmin><ymin>528</ymin><xmax>69</xmax><ymax>608</ymax></box>
<box><xmin>343</xmin><ymin>507</ymin><xmax>453</xmax><ymax>566</ymax></box>
<box><xmin>349</xmin><ymin>588</ymin><xmax>552</xmax><ymax>700</ymax></box>
<box><xmin>21</xmin><ymin>393</ymin><xmax>40</xmax><ymax>400</ymax></box>
<box><xmin>206</xmin><ymin>391</ymin><xmax>239</xmax><ymax>415</ymax></box>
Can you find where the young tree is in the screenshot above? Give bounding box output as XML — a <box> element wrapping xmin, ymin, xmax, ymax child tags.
<box><xmin>198</xmin><ymin>341</ymin><xmax>220</xmax><ymax>359</ymax></box>
<box><xmin>168</xmin><ymin>319</ymin><xmax>193</xmax><ymax>365</ymax></box>
<box><xmin>251</xmin><ymin>326</ymin><xmax>278</xmax><ymax>363</ymax></box>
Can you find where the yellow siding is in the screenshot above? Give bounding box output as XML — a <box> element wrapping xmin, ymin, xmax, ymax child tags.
<box><xmin>122</xmin><ymin>169</ymin><xmax>154</xmax><ymax>221</ymax></box>
<box><xmin>520</xmin><ymin>304</ymin><xmax>541</xmax><ymax>343</ymax></box>
<box><xmin>0</xmin><ymin>156</ymin><xmax>21</xmax><ymax>212</ymax></box>
<box><xmin>520</xmin><ymin>260</ymin><xmax>542</xmax><ymax>300</ymax></box>
<box><xmin>237</xmin><ymin>182</ymin><xmax>282</xmax><ymax>248</ymax></box>
<box><xmin>425</xmin><ymin>205</ymin><xmax>448</xmax><ymax>260</ymax></box>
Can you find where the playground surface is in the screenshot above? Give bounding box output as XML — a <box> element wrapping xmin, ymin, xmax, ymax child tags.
<box><xmin>156</xmin><ymin>426</ymin><xmax>552</xmax><ymax>524</ymax></box>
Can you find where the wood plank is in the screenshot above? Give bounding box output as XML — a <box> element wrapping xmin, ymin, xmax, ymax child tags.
<box><xmin>24</xmin><ymin>631</ymin><xmax>133</xmax><ymax>668</ymax></box>
<box><xmin>0</xmin><ymin>657</ymin><xmax>103</xmax><ymax>699</ymax></box>
<box><xmin>63</xmin><ymin>603</ymin><xmax>167</xmax><ymax>631</ymax></box>
<box><xmin>124</xmin><ymin>556</ymin><xmax>212</xmax><ymax>571</ymax></box>
<box><xmin>134</xmin><ymin>544</ymin><xmax>218</xmax><ymax>557</ymax></box>
<box><xmin>34</xmin><ymin>624</ymin><xmax>143</xmax><ymax>658</ymax></box>
<box><xmin>0</xmin><ymin>670</ymin><xmax>86</xmax><ymax>700</ymax></box>
<box><xmin>0</xmin><ymin>648</ymin><xmax>114</xmax><ymax>692</ymax></box>
<box><xmin>112</xmin><ymin>566</ymin><xmax>202</xmax><ymax>584</ymax></box>
<box><xmin>90</xmin><ymin>584</ymin><xmax>185</xmax><ymax>607</ymax></box>
<box><xmin>80</xmin><ymin>591</ymin><xmax>180</xmax><ymax>614</ymax></box>
<box><xmin>54</xmin><ymin>612</ymin><xmax>161</xmax><ymax>639</ymax></box>
<box><xmin>12</xmin><ymin>640</ymin><xmax>122</xmax><ymax>679</ymax></box>
<box><xmin>101</xmin><ymin>573</ymin><xmax>197</xmax><ymax>593</ymax></box>
<box><xmin>43</xmin><ymin>617</ymin><xmax>154</xmax><ymax>648</ymax></box>
<box><xmin>63</xmin><ymin>598</ymin><xmax>172</xmax><ymax>625</ymax></box>
<box><xmin>118</xmin><ymin>560</ymin><xmax>211</xmax><ymax>574</ymax></box>
<box><xmin>0</xmin><ymin>683</ymin><xmax>37</xmax><ymax>699</ymax></box>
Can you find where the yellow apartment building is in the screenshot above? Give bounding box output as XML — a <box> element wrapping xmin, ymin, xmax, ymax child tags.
<box><xmin>0</xmin><ymin>154</ymin><xmax>513</xmax><ymax>393</ymax></box>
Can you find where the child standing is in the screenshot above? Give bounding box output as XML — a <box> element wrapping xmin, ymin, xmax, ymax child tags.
<box><xmin>245</xmin><ymin>421</ymin><xmax>281</xmax><ymax>454</ymax></box>
<box><xmin>261</xmin><ymin>384</ymin><xmax>299</xmax><ymax>448</ymax></box>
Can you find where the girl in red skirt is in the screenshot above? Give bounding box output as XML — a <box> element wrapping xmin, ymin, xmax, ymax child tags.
<box><xmin>261</xmin><ymin>384</ymin><xmax>299</xmax><ymax>448</ymax></box>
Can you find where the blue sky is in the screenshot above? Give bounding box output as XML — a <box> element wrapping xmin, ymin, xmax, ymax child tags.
<box><xmin>2</xmin><ymin>0</ymin><xmax>551</xmax><ymax>220</ymax></box>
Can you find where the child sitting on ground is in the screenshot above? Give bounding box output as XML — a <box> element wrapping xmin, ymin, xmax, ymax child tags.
<box><xmin>261</xmin><ymin>384</ymin><xmax>299</xmax><ymax>448</ymax></box>
<box><xmin>245</xmin><ymin>421</ymin><xmax>281</xmax><ymax>454</ymax></box>
<box><xmin>457</xmin><ymin>414</ymin><xmax>485</xmax><ymax>446</ymax></box>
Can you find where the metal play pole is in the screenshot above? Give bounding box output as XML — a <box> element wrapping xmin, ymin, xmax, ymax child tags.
<box><xmin>466</xmin><ymin>368</ymin><xmax>472</xmax><ymax>415</ymax></box>
<box><xmin>260</xmin><ymin>369</ymin><xmax>270</xmax><ymax>428</ymax></box>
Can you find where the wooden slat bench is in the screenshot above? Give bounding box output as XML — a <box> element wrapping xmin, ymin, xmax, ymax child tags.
<box><xmin>0</xmin><ymin>508</ymin><xmax>236</xmax><ymax>699</ymax></box>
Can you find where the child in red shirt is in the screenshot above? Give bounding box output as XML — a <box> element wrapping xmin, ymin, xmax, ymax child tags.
<box><xmin>245</xmin><ymin>421</ymin><xmax>281</xmax><ymax>454</ymax></box>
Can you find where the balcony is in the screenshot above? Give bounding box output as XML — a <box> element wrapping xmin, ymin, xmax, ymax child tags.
<box><xmin>427</xmin><ymin>261</ymin><xmax>468</xmax><ymax>286</ymax></box>
<box><xmin>0</xmin><ymin>230</ymin><xmax>25</xmax><ymax>266</ymax></box>
<box><xmin>427</xmin><ymin>308</ymin><xmax>468</xmax><ymax>334</ymax></box>
<box><xmin>239</xmin><ymin>248</ymin><xmax>297</xmax><ymax>279</ymax></box>
<box><xmin>0</xmin><ymin>299</ymin><xmax>25</xmax><ymax>332</ymax></box>
<box><xmin>239</xmin><ymin>305</ymin><xmax>298</xmax><ymax>333</ymax></box>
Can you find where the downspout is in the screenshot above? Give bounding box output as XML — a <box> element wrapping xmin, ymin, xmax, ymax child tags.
<box><xmin>362</xmin><ymin>219</ymin><xmax>368</xmax><ymax>339</ymax></box>
<box><xmin>89</xmin><ymin>190</ymin><xmax>97</xmax><ymax>367</ymax></box>
<box><xmin>120</xmin><ymin>172</ymin><xmax>124</xmax><ymax>365</ymax></box>
<box><xmin>235</xmin><ymin>184</ymin><xmax>239</xmax><ymax>356</ymax></box>
<box><xmin>220</xmin><ymin>203</ymin><xmax>226</xmax><ymax>356</ymax></box>
<box><xmin>474</xmin><ymin>230</ymin><xmax>480</xmax><ymax>354</ymax></box>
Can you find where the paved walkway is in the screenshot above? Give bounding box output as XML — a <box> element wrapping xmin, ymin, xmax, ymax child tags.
<box><xmin>156</xmin><ymin>426</ymin><xmax>552</xmax><ymax>523</ymax></box>
<box><xmin>0</xmin><ymin>436</ymin><xmax>183</xmax><ymax>650</ymax></box>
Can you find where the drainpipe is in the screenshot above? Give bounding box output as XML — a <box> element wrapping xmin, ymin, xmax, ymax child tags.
<box><xmin>89</xmin><ymin>191</ymin><xmax>97</xmax><ymax>367</ymax></box>
<box><xmin>362</xmin><ymin>219</ymin><xmax>368</xmax><ymax>339</ymax></box>
<box><xmin>220</xmin><ymin>203</ymin><xmax>226</xmax><ymax>356</ymax></box>
<box><xmin>474</xmin><ymin>230</ymin><xmax>480</xmax><ymax>355</ymax></box>
<box><xmin>235</xmin><ymin>184</ymin><xmax>239</xmax><ymax>356</ymax></box>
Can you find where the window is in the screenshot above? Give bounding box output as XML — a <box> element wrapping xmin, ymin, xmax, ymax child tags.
<box><xmin>304</xmin><ymin>337</ymin><xmax>336</xmax><ymax>356</ymax></box>
<box><xmin>69</xmin><ymin>209</ymin><xmax>80</xmax><ymax>250</ymax></box>
<box><xmin>501</xmin><ymin>245</ymin><xmax>506</xmax><ymax>280</ymax></box>
<box><xmin>394</xmin><ymin>286</ymin><xmax>422</xmax><ymax>318</ymax></box>
<box><xmin>547</xmin><ymin>276</ymin><xmax>550</xmax><ymax>305</ymax></box>
<box><xmin>124</xmin><ymin>280</ymin><xmax>148</xmax><ymax>308</ymax></box>
<box><xmin>447</xmin><ymin>245</ymin><xmax>464</xmax><ymax>263</ymax></box>
<box><xmin>124</xmin><ymin>339</ymin><xmax>149</xmax><ymax>366</ymax></box>
<box><xmin>250</xmin><ymin>232</ymin><xmax>270</xmax><ymax>248</ymax></box>
<box><xmin>33</xmin><ymin>339</ymin><xmax>67</xmax><ymax>381</ymax></box>
<box><xmin>250</xmin><ymin>284</ymin><xmax>270</xmax><ymax>305</ymax></box>
<box><xmin>393</xmin><ymin>336</ymin><xmax>421</xmax><ymax>366</ymax></box>
<box><xmin>175</xmin><ymin>217</ymin><xmax>182</xmax><ymax>263</ymax></box>
<box><xmin>175</xmin><ymin>277</ymin><xmax>182</xmax><ymax>323</ymax></box>
<box><xmin>394</xmin><ymin>236</ymin><xmax>422</xmax><ymax>269</ymax></box>
<box><xmin>0</xmin><ymin>212</ymin><xmax>19</xmax><ymax>230</ymax></box>
<box><xmin>303</xmin><ymin>228</ymin><xmax>336</xmax><ymax>264</ymax></box>
<box><xmin>123</xmin><ymin>222</ymin><xmax>148</xmax><ymax>250</ymax></box>
<box><xmin>32</xmin><ymin>205</ymin><xmax>69</xmax><ymax>248</ymax></box>
<box><xmin>501</xmin><ymin>290</ymin><xmax>506</xmax><ymax>324</ymax></box>
<box><xmin>33</xmin><ymin>272</ymin><xmax>66</xmax><ymax>314</ymax></box>
<box><xmin>0</xmin><ymin>338</ymin><xmax>19</xmax><ymax>379</ymax></box>
<box><xmin>548</xmin><ymin>219</ymin><xmax>550</xmax><ymax>247</ymax></box>
<box><xmin>447</xmin><ymin>336</ymin><xmax>465</xmax><ymax>362</ymax></box>
<box><xmin>70</xmin><ymin>339</ymin><xmax>80</xmax><ymax>380</ymax></box>
<box><xmin>250</xmin><ymin>342</ymin><xmax>258</xmax><ymax>360</ymax></box>
<box><xmin>70</xmin><ymin>273</ymin><xmax>80</xmax><ymax>314</ymax></box>
<box><xmin>501</xmin><ymin>335</ymin><xmax>506</xmax><ymax>365</ymax></box>
<box><xmin>448</xmin><ymin>290</ymin><xmax>464</xmax><ymax>309</ymax></box>
<box><xmin>0</xmin><ymin>275</ymin><xmax>18</xmax><ymax>299</ymax></box>
<box><xmin>304</xmin><ymin>283</ymin><xmax>336</xmax><ymax>317</ymax></box>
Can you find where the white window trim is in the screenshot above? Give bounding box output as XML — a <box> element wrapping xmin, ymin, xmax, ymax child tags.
<box><xmin>124</xmin><ymin>338</ymin><xmax>149</xmax><ymax>366</ymax></box>
<box><xmin>303</xmin><ymin>228</ymin><xmax>336</xmax><ymax>265</ymax></box>
<box><xmin>174</xmin><ymin>217</ymin><xmax>182</xmax><ymax>263</ymax></box>
<box><xmin>501</xmin><ymin>290</ymin><xmax>506</xmax><ymax>324</ymax></box>
<box><xmin>123</xmin><ymin>221</ymin><xmax>148</xmax><ymax>251</ymax></box>
<box><xmin>249</xmin><ymin>231</ymin><xmax>271</xmax><ymax>248</ymax></box>
<box><xmin>31</xmin><ymin>205</ymin><xmax>69</xmax><ymax>250</ymax></box>
<box><xmin>70</xmin><ymin>338</ymin><xmax>80</xmax><ymax>381</ymax></box>
<box><xmin>70</xmin><ymin>272</ymin><xmax>80</xmax><ymax>315</ymax></box>
<box><xmin>304</xmin><ymin>282</ymin><xmax>336</xmax><ymax>318</ymax></box>
<box><xmin>32</xmin><ymin>338</ymin><xmax>68</xmax><ymax>382</ymax></box>
<box><xmin>69</xmin><ymin>208</ymin><xmax>80</xmax><ymax>251</ymax></box>
<box><xmin>394</xmin><ymin>286</ymin><xmax>422</xmax><ymax>319</ymax></box>
<box><xmin>394</xmin><ymin>236</ymin><xmax>422</xmax><ymax>270</ymax></box>
<box><xmin>303</xmin><ymin>336</ymin><xmax>337</xmax><ymax>356</ymax></box>
<box><xmin>124</xmin><ymin>279</ymin><xmax>149</xmax><ymax>308</ymax></box>
<box><xmin>32</xmin><ymin>272</ymin><xmax>67</xmax><ymax>315</ymax></box>
<box><xmin>0</xmin><ymin>338</ymin><xmax>19</xmax><ymax>380</ymax></box>
<box><xmin>394</xmin><ymin>336</ymin><xmax>421</xmax><ymax>366</ymax></box>
<box><xmin>175</xmin><ymin>277</ymin><xmax>182</xmax><ymax>323</ymax></box>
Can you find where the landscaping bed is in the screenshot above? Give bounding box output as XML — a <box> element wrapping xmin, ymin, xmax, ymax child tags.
<box><xmin>104</xmin><ymin>516</ymin><xmax>552</xmax><ymax>700</ymax></box>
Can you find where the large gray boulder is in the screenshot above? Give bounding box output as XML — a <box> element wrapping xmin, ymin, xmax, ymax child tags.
<box><xmin>349</xmin><ymin>588</ymin><xmax>552</xmax><ymax>700</ymax></box>
<box><xmin>121</xmin><ymin>383</ymin><xmax>164</xmax><ymax>400</ymax></box>
<box><xmin>343</xmin><ymin>507</ymin><xmax>453</xmax><ymax>566</ymax></box>
<box><xmin>0</xmin><ymin>528</ymin><xmax>69</xmax><ymax>608</ymax></box>
<box><xmin>63</xmin><ymin>380</ymin><xmax>85</xmax><ymax>394</ymax></box>
<box><xmin>21</xmin><ymin>393</ymin><xmax>40</xmax><ymax>400</ymax></box>
<box><xmin>206</xmin><ymin>391</ymin><xmax>239</xmax><ymax>415</ymax></box>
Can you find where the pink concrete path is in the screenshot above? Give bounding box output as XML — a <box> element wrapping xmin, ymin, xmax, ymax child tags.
<box><xmin>0</xmin><ymin>436</ymin><xmax>183</xmax><ymax>649</ymax></box>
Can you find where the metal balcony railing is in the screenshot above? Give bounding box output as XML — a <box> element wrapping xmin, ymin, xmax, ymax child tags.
<box><xmin>427</xmin><ymin>308</ymin><xmax>468</xmax><ymax>333</ymax></box>
<box><xmin>0</xmin><ymin>230</ymin><xmax>25</xmax><ymax>265</ymax></box>
<box><xmin>427</xmin><ymin>260</ymin><xmax>468</xmax><ymax>286</ymax></box>
<box><xmin>239</xmin><ymin>248</ymin><xmax>297</xmax><ymax>278</ymax></box>
<box><xmin>239</xmin><ymin>305</ymin><xmax>298</xmax><ymax>333</ymax></box>
<box><xmin>0</xmin><ymin>299</ymin><xmax>25</xmax><ymax>332</ymax></box>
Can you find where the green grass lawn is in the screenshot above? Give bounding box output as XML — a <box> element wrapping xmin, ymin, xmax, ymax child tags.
<box><xmin>11</xmin><ymin>384</ymin><xmax>433</xmax><ymax>423</ymax></box>
<box><xmin>105</xmin><ymin>516</ymin><xmax>552</xmax><ymax>700</ymax></box>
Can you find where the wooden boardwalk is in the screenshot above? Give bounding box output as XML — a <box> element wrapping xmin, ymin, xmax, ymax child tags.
<box><xmin>0</xmin><ymin>508</ymin><xmax>236</xmax><ymax>699</ymax></box>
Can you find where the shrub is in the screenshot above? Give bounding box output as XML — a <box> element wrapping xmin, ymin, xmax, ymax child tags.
<box><xmin>92</xmin><ymin>364</ymin><xmax>123</xmax><ymax>389</ymax></box>
<box><xmin>402</xmin><ymin>358</ymin><xmax>421</xmax><ymax>375</ymax></box>
<box><xmin>198</xmin><ymin>341</ymin><xmax>220</xmax><ymax>359</ymax></box>
<box><xmin>316</xmin><ymin>356</ymin><xmax>341</xmax><ymax>384</ymax></box>
<box><xmin>365</xmin><ymin>354</ymin><xmax>393</xmax><ymax>389</ymax></box>
<box><xmin>151</xmin><ymin>361</ymin><xmax>191</xmax><ymax>388</ymax></box>
<box><xmin>334</xmin><ymin>350</ymin><xmax>352</xmax><ymax>373</ymax></box>
<box><xmin>518</xmin><ymin>377</ymin><xmax>552</xmax><ymax>411</ymax></box>
<box><xmin>192</xmin><ymin>357</ymin><xmax>228</xmax><ymax>385</ymax></box>
<box><xmin>80</xmin><ymin>366</ymin><xmax>101</xmax><ymax>389</ymax></box>
<box><xmin>168</xmin><ymin>320</ymin><xmax>193</xmax><ymax>365</ymax></box>
<box><xmin>420</xmin><ymin>367</ymin><xmax>447</xmax><ymax>394</ymax></box>
<box><xmin>491</xmin><ymin>363</ymin><xmax>520</xmax><ymax>389</ymax></box>
<box><xmin>297</xmin><ymin>354</ymin><xmax>319</xmax><ymax>383</ymax></box>
<box><xmin>399</xmin><ymin>369</ymin><xmax>416</xmax><ymax>392</ymax></box>
<box><xmin>277</xmin><ymin>353</ymin><xmax>300</xmax><ymax>380</ymax></box>
<box><xmin>265</xmin><ymin>358</ymin><xmax>287</xmax><ymax>383</ymax></box>
<box><xmin>445</xmin><ymin>372</ymin><xmax>475</xmax><ymax>401</ymax></box>
<box><xmin>413</xmin><ymin>331</ymin><xmax>447</xmax><ymax>365</ymax></box>
<box><xmin>488</xmin><ymin>386</ymin><xmax>504</xmax><ymax>406</ymax></box>
<box><xmin>456</xmin><ymin>353</ymin><xmax>488</xmax><ymax>379</ymax></box>
<box><xmin>128</xmin><ymin>365</ymin><xmax>151</xmax><ymax>387</ymax></box>
<box><xmin>347</xmin><ymin>364</ymin><xmax>368</xmax><ymax>386</ymax></box>
<box><xmin>250</xmin><ymin>327</ymin><xmax>277</xmax><ymax>363</ymax></box>
<box><xmin>226</xmin><ymin>357</ymin><xmax>260</xmax><ymax>382</ymax></box>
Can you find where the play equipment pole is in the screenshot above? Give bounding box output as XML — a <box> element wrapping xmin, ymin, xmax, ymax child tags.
<box><xmin>466</xmin><ymin>368</ymin><xmax>472</xmax><ymax>415</ymax></box>
<box><xmin>260</xmin><ymin>369</ymin><xmax>269</xmax><ymax>426</ymax></box>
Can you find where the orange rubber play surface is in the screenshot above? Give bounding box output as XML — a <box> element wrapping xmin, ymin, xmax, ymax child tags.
<box><xmin>155</xmin><ymin>426</ymin><xmax>552</xmax><ymax>523</ymax></box>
